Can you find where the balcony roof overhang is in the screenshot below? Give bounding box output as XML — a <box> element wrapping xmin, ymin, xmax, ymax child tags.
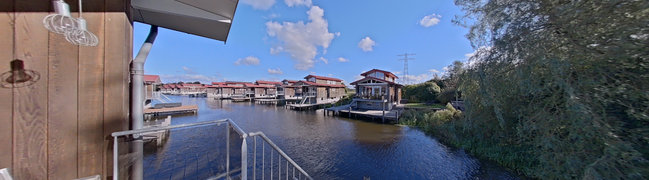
<box><xmin>131</xmin><ymin>0</ymin><xmax>239</xmax><ymax>42</ymax></box>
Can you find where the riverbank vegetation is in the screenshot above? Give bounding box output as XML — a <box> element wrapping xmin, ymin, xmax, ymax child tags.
<box><xmin>403</xmin><ymin>0</ymin><xmax>648</xmax><ymax>179</ymax></box>
<box><xmin>403</xmin><ymin>103</ymin><xmax>445</xmax><ymax>109</ymax></box>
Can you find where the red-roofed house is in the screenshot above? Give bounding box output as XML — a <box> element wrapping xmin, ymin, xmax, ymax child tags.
<box><xmin>143</xmin><ymin>75</ymin><xmax>162</xmax><ymax>100</ymax></box>
<box><xmin>177</xmin><ymin>83</ymin><xmax>207</xmax><ymax>96</ymax></box>
<box><xmin>291</xmin><ymin>75</ymin><xmax>347</xmax><ymax>104</ymax></box>
<box><xmin>281</xmin><ymin>80</ymin><xmax>300</xmax><ymax>98</ymax></box>
<box><xmin>256</xmin><ymin>80</ymin><xmax>283</xmax><ymax>86</ymax></box>
<box><xmin>160</xmin><ymin>84</ymin><xmax>171</xmax><ymax>94</ymax></box>
<box><xmin>161</xmin><ymin>84</ymin><xmax>172</xmax><ymax>94</ymax></box>
<box><xmin>254</xmin><ymin>80</ymin><xmax>282</xmax><ymax>98</ymax></box>
<box><xmin>223</xmin><ymin>81</ymin><xmax>253</xmax><ymax>98</ymax></box>
<box><xmin>143</xmin><ymin>75</ymin><xmax>161</xmax><ymax>84</ymax></box>
<box><xmin>350</xmin><ymin>69</ymin><xmax>403</xmax><ymax>110</ymax></box>
<box><xmin>245</xmin><ymin>83</ymin><xmax>276</xmax><ymax>98</ymax></box>
<box><xmin>207</xmin><ymin>82</ymin><xmax>235</xmax><ymax>99</ymax></box>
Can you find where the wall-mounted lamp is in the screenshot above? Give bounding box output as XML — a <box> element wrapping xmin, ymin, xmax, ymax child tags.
<box><xmin>43</xmin><ymin>0</ymin><xmax>79</xmax><ymax>34</ymax></box>
<box><xmin>1</xmin><ymin>59</ymin><xmax>41</xmax><ymax>88</ymax></box>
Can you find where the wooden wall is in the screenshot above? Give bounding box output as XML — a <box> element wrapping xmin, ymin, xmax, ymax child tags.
<box><xmin>284</xmin><ymin>88</ymin><xmax>295</xmax><ymax>97</ymax></box>
<box><xmin>0</xmin><ymin>0</ymin><xmax>132</xmax><ymax>179</ymax></box>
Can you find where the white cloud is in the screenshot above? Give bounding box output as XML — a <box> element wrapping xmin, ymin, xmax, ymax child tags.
<box><xmin>160</xmin><ymin>74</ymin><xmax>221</xmax><ymax>84</ymax></box>
<box><xmin>429</xmin><ymin>69</ymin><xmax>440</xmax><ymax>74</ymax></box>
<box><xmin>242</xmin><ymin>0</ymin><xmax>276</xmax><ymax>10</ymax></box>
<box><xmin>182</xmin><ymin>66</ymin><xmax>196</xmax><ymax>74</ymax></box>
<box><xmin>270</xmin><ymin>46</ymin><xmax>283</xmax><ymax>54</ymax></box>
<box><xmin>465</xmin><ymin>51</ymin><xmax>475</xmax><ymax>59</ymax></box>
<box><xmin>358</xmin><ymin>37</ymin><xmax>375</xmax><ymax>52</ymax></box>
<box><xmin>265</xmin><ymin>13</ymin><xmax>280</xmax><ymax>19</ymax></box>
<box><xmin>402</xmin><ymin>73</ymin><xmax>432</xmax><ymax>84</ymax></box>
<box><xmin>337</xmin><ymin>57</ymin><xmax>349</xmax><ymax>62</ymax></box>
<box><xmin>284</xmin><ymin>0</ymin><xmax>311</xmax><ymax>7</ymax></box>
<box><xmin>319</xmin><ymin>57</ymin><xmax>328</xmax><ymax>64</ymax></box>
<box><xmin>234</xmin><ymin>56</ymin><xmax>261</xmax><ymax>66</ymax></box>
<box><xmin>268</xmin><ymin>68</ymin><xmax>284</xmax><ymax>75</ymax></box>
<box><xmin>266</xmin><ymin>6</ymin><xmax>335</xmax><ymax>70</ymax></box>
<box><xmin>419</xmin><ymin>14</ymin><xmax>441</xmax><ymax>27</ymax></box>
<box><xmin>354</xmin><ymin>75</ymin><xmax>364</xmax><ymax>80</ymax></box>
<box><xmin>335</xmin><ymin>32</ymin><xmax>341</xmax><ymax>37</ymax></box>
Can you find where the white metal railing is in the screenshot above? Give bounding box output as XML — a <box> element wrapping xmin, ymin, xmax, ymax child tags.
<box><xmin>110</xmin><ymin>119</ymin><xmax>311</xmax><ymax>180</ymax></box>
<box><xmin>355</xmin><ymin>93</ymin><xmax>387</xmax><ymax>100</ymax></box>
<box><xmin>249</xmin><ymin>132</ymin><xmax>313</xmax><ymax>180</ymax></box>
<box><xmin>304</xmin><ymin>92</ymin><xmax>316</xmax><ymax>97</ymax></box>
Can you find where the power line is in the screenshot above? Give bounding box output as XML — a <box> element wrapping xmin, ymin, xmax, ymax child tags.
<box><xmin>398</xmin><ymin>53</ymin><xmax>415</xmax><ymax>85</ymax></box>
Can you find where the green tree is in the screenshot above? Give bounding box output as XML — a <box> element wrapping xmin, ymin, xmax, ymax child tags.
<box><xmin>423</xmin><ymin>82</ymin><xmax>441</xmax><ymax>101</ymax></box>
<box><xmin>453</xmin><ymin>0</ymin><xmax>648</xmax><ymax>179</ymax></box>
<box><xmin>403</xmin><ymin>82</ymin><xmax>441</xmax><ymax>103</ymax></box>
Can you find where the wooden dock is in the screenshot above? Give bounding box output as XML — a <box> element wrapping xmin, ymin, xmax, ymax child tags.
<box><xmin>325</xmin><ymin>105</ymin><xmax>403</xmax><ymax>123</ymax></box>
<box><xmin>144</xmin><ymin>105</ymin><xmax>198</xmax><ymax>117</ymax></box>
<box><xmin>255</xmin><ymin>99</ymin><xmax>280</xmax><ymax>104</ymax></box>
<box><xmin>231</xmin><ymin>97</ymin><xmax>252</xmax><ymax>102</ymax></box>
<box><xmin>286</xmin><ymin>102</ymin><xmax>335</xmax><ymax>110</ymax></box>
<box><xmin>255</xmin><ymin>98</ymin><xmax>302</xmax><ymax>105</ymax></box>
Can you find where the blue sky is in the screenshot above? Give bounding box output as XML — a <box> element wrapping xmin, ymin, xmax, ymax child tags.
<box><xmin>134</xmin><ymin>0</ymin><xmax>474</xmax><ymax>85</ymax></box>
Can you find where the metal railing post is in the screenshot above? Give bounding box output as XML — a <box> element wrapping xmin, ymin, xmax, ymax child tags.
<box><xmin>271</xmin><ymin>150</ymin><xmax>273</xmax><ymax>179</ymax></box>
<box><xmin>226</xmin><ymin>123</ymin><xmax>230</xmax><ymax>179</ymax></box>
<box><xmin>253</xmin><ymin>136</ymin><xmax>257</xmax><ymax>180</ymax></box>
<box><xmin>262</xmin><ymin>140</ymin><xmax>265</xmax><ymax>180</ymax></box>
<box><xmin>286</xmin><ymin>161</ymin><xmax>288</xmax><ymax>180</ymax></box>
<box><xmin>241</xmin><ymin>135</ymin><xmax>248</xmax><ymax>180</ymax></box>
<box><xmin>113</xmin><ymin>137</ymin><xmax>118</xmax><ymax>180</ymax></box>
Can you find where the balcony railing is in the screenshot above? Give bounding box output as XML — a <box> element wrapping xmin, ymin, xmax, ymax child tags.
<box><xmin>355</xmin><ymin>93</ymin><xmax>387</xmax><ymax>100</ymax></box>
<box><xmin>300</xmin><ymin>92</ymin><xmax>316</xmax><ymax>97</ymax></box>
<box><xmin>110</xmin><ymin>119</ymin><xmax>312</xmax><ymax>180</ymax></box>
<box><xmin>248</xmin><ymin>132</ymin><xmax>313</xmax><ymax>180</ymax></box>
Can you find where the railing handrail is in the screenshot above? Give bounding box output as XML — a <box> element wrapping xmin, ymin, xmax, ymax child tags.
<box><xmin>248</xmin><ymin>132</ymin><xmax>313</xmax><ymax>180</ymax></box>
<box><xmin>111</xmin><ymin>119</ymin><xmax>229</xmax><ymax>137</ymax></box>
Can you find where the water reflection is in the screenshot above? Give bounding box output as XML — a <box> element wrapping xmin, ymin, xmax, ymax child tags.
<box><xmin>144</xmin><ymin>96</ymin><xmax>518</xmax><ymax>179</ymax></box>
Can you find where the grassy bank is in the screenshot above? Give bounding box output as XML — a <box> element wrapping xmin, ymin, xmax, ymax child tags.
<box><xmin>403</xmin><ymin>103</ymin><xmax>445</xmax><ymax>109</ymax></box>
<box><xmin>399</xmin><ymin>104</ymin><xmax>536</xmax><ymax>177</ymax></box>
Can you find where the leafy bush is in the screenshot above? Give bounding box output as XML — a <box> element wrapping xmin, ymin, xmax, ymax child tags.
<box><xmin>426</xmin><ymin>103</ymin><xmax>461</xmax><ymax>126</ymax></box>
<box><xmin>334</xmin><ymin>93</ymin><xmax>355</xmax><ymax>106</ymax></box>
<box><xmin>436</xmin><ymin>87</ymin><xmax>458</xmax><ymax>104</ymax></box>
<box><xmin>402</xmin><ymin>82</ymin><xmax>441</xmax><ymax>103</ymax></box>
<box><xmin>400</xmin><ymin>103</ymin><xmax>462</xmax><ymax>129</ymax></box>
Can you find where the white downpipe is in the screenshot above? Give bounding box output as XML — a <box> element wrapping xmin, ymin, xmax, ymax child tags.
<box><xmin>130</xmin><ymin>25</ymin><xmax>157</xmax><ymax>180</ymax></box>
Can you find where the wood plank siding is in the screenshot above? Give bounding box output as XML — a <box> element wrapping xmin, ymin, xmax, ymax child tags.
<box><xmin>0</xmin><ymin>0</ymin><xmax>132</xmax><ymax>179</ymax></box>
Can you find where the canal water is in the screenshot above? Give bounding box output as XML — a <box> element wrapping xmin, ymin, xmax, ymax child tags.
<box><xmin>142</xmin><ymin>96</ymin><xmax>519</xmax><ymax>179</ymax></box>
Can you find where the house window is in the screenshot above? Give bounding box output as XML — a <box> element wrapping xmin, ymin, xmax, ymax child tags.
<box><xmin>308</xmin><ymin>77</ymin><xmax>316</xmax><ymax>82</ymax></box>
<box><xmin>370</xmin><ymin>72</ymin><xmax>384</xmax><ymax>79</ymax></box>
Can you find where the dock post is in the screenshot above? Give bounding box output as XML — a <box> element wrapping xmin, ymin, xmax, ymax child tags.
<box><xmin>382</xmin><ymin>101</ymin><xmax>385</xmax><ymax>123</ymax></box>
<box><xmin>349</xmin><ymin>106</ymin><xmax>352</xmax><ymax>118</ymax></box>
<box><xmin>396</xmin><ymin>110</ymin><xmax>399</xmax><ymax>123</ymax></box>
